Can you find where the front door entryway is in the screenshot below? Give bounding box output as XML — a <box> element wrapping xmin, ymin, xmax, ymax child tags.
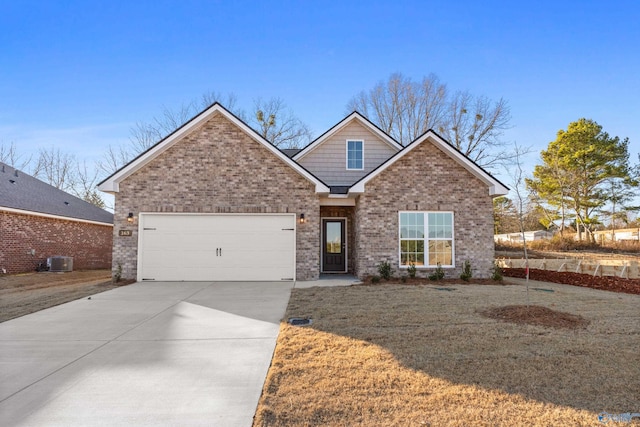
<box><xmin>322</xmin><ymin>219</ymin><xmax>346</xmax><ymax>272</ymax></box>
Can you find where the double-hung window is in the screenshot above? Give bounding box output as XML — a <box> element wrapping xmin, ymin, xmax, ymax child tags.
<box><xmin>346</xmin><ymin>140</ymin><xmax>363</xmax><ymax>170</ymax></box>
<box><xmin>399</xmin><ymin>212</ymin><xmax>454</xmax><ymax>267</ymax></box>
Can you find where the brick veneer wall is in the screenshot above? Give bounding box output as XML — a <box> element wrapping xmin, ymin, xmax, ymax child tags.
<box><xmin>354</xmin><ymin>140</ymin><xmax>496</xmax><ymax>279</ymax></box>
<box><xmin>113</xmin><ymin>112</ymin><xmax>320</xmax><ymax>281</ymax></box>
<box><xmin>0</xmin><ymin>210</ymin><xmax>113</xmax><ymax>274</ymax></box>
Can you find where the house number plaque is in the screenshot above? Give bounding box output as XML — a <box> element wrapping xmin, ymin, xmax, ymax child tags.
<box><xmin>119</xmin><ymin>230</ymin><xmax>133</xmax><ymax>237</ymax></box>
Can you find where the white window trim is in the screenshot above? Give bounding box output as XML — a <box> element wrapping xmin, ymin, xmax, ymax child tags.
<box><xmin>346</xmin><ymin>139</ymin><xmax>364</xmax><ymax>170</ymax></box>
<box><xmin>398</xmin><ymin>211</ymin><xmax>455</xmax><ymax>268</ymax></box>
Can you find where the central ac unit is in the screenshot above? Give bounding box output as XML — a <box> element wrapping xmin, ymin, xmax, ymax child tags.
<box><xmin>48</xmin><ymin>256</ymin><xmax>73</xmax><ymax>272</ymax></box>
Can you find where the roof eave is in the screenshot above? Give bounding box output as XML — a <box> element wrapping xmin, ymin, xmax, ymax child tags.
<box><xmin>98</xmin><ymin>103</ymin><xmax>329</xmax><ymax>194</ymax></box>
<box><xmin>347</xmin><ymin>130</ymin><xmax>510</xmax><ymax>197</ymax></box>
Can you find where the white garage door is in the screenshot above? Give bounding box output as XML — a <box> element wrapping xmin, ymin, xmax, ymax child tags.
<box><xmin>138</xmin><ymin>214</ymin><xmax>296</xmax><ymax>281</ymax></box>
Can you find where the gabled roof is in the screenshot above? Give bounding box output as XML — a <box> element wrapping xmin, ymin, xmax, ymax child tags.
<box><xmin>349</xmin><ymin>130</ymin><xmax>509</xmax><ymax>196</ymax></box>
<box><xmin>0</xmin><ymin>162</ymin><xmax>114</xmax><ymax>225</ymax></box>
<box><xmin>292</xmin><ymin>111</ymin><xmax>403</xmax><ymax>161</ymax></box>
<box><xmin>98</xmin><ymin>103</ymin><xmax>330</xmax><ymax>194</ymax></box>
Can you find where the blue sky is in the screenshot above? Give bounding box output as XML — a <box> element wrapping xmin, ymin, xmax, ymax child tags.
<box><xmin>1</xmin><ymin>0</ymin><xmax>639</xmax><ymax>187</ymax></box>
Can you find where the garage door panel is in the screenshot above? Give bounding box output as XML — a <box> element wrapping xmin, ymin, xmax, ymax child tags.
<box><xmin>219</xmin><ymin>249</ymin><xmax>294</xmax><ymax>269</ymax></box>
<box><xmin>138</xmin><ymin>214</ymin><xmax>295</xmax><ymax>281</ymax></box>
<box><xmin>142</xmin><ymin>249</ymin><xmax>219</xmax><ymax>269</ymax></box>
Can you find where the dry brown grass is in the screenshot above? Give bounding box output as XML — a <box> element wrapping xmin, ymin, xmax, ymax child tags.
<box><xmin>254</xmin><ymin>283</ymin><xmax>640</xmax><ymax>426</ymax></box>
<box><xmin>0</xmin><ymin>270</ymin><xmax>128</xmax><ymax>322</ymax></box>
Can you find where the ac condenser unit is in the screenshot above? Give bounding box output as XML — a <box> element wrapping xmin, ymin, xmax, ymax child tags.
<box><xmin>48</xmin><ymin>256</ymin><xmax>73</xmax><ymax>272</ymax></box>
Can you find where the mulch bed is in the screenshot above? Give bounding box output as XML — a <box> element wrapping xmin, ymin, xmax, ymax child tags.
<box><xmin>503</xmin><ymin>268</ymin><xmax>640</xmax><ymax>295</ymax></box>
<box><xmin>480</xmin><ymin>305</ymin><xmax>590</xmax><ymax>329</ymax></box>
<box><xmin>360</xmin><ymin>277</ymin><xmax>505</xmax><ymax>286</ymax></box>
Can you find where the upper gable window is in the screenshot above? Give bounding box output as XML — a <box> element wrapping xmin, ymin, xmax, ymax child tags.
<box><xmin>346</xmin><ymin>140</ymin><xmax>364</xmax><ymax>170</ymax></box>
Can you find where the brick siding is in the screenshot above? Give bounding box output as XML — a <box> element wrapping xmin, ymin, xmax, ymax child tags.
<box><xmin>354</xmin><ymin>140</ymin><xmax>496</xmax><ymax>279</ymax></box>
<box><xmin>113</xmin><ymin>112</ymin><xmax>320</xmax><ymax>281</ymax></box>
<box><xmin>0</xmin><ymin>211</ymin><xmax>113</xmax><ymax>274</ymax></box>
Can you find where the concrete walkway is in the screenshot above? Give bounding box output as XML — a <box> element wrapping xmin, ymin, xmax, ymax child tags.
<box><xmin>0</xmin><ymin>281</ymin><xmax>293</xmax><ymax>426</ymax></box>
<box><xmin>294</xmin><ymin>274</ymin><xmax>361</xmax><ymax>288</ymax></box>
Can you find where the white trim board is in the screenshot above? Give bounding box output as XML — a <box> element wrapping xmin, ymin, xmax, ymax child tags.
<box><xmin>0</xmin><ymin>206</ymin><xmax>114</xmax><ymax>227</ymax></box>
<box><xmin>98</xmin><ymin>103</ymin><xmax>330</xmax><ymax>195</ymax></box>
<box><xmin>350</xmin><ymin>130</ymin><xmax>509</xmax><ymax>196</ymax></box>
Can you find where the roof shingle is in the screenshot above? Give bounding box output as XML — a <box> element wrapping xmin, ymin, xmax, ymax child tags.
<box><xmin>0</xmin><ymin>162</ymin><xmax>114</xmax><ymax>224</ymax></box>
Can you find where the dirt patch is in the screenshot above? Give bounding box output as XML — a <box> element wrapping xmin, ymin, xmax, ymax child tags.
<box><xmin>504</xmin><ymin>268</ymin><xmax>640</xmax><ymax>295</ymax></box>
<box><xmin>0</xmin><ymin>270</ymin><xmax>134</xmax><ymax>322</ymax></box>
<box><xmin>480</xmin><ymin>305</ymin><xmax>590</xmax><ymax>329</ymax></box>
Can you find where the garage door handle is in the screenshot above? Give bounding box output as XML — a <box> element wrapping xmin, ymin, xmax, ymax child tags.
<box><xmin>216</xmin><ymin>248</ymin><xmax>223</xmax><ymax>256</ymax></box>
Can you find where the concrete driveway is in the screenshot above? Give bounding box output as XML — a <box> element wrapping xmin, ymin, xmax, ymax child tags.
<box><xmin>0</xmin><ymin>281</ymin><xmax>293</xmax><ymax>426</ymax></box>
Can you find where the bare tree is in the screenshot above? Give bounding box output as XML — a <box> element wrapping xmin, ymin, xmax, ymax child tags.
<box><xmin>251</xmin><ymin>97</ymin><xmax>312</xmax><ymax>148</ymax></box>
<box><xmin>347</xmin><ymin>73</ymin><xmax>448</xmax><ymax>144</ymax></box>
<box><xmin>0</xmin><ymin>141</ymin><xmax>32</xmax><ymax>170</ymax></box>
<box><xmin>98</xmin><ymin>144</ymin><xmax>134</xmax><ymax>177</ymax></box>
<box><xmin>347</xmin><ymin>73</ymin><xmax>511</xmax><ymax>169</ymax></box>
<box><xmin>129</xmin><ymin>91</ymin><xmax>243</xmax><ymax>154</ymax></box>
<box><xmin>99</xmin><ymin>91</ymin><xmax>246</xmax><ymax>177</ymax></box>
<box><xmin>507</xmin><ymin>142</ymin><xmax>531</xmax><ymax>304</ymax></box>
<box><xmin>72</xmin><ymin>161</ymin><xmax>106</xmax><ymax>209</ymax></box>
<box><xmin>438</xmin><ymin>92</ymin><xmax>511</xmax><ymax>168</ymax></box>
<box><xmin>32</xmin><ymin>147</ymin><xmax>77</xmax><ymax>192</ymax></box>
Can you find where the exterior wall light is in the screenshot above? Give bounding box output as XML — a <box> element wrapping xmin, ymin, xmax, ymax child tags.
<box><xmin>299</xmin><ymin>213</ymin><xmax>305</xmax><ymax>224</ymax></box>
<box><xmin>127</xmin><ymin>212</ymin><xmax>134</xmax><ymax>223</ymax></box>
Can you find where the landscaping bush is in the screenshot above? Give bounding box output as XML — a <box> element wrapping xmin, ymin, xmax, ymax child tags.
<box><xmin>428</xmin><ymin>263</ymin><xmax>445</xmax><ymax>281</ymax></box>
<box><xmin>460</xmin><ymin>260</ymin><xmax>472</xmax><ymax>281</ymax></box>
<box><xmin>377</xmin><ymin>261</ymin><xmax>392</xmax><ymax>280</ymax></box>
<box><xmin>407</xmin><ymin>262</ymin><xmax>417</xmax><ymax>278</ymax></box>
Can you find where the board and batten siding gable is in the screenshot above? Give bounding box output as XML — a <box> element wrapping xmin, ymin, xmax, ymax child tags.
<box><xmin>297</xmin><ymin>121</ymin><xmax>398</xmax><ymax>186</ymax></box>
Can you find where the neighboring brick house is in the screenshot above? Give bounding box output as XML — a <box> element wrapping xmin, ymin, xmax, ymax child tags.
<box><xmin>0</xmin><ymin>162</ymin><xmax>113</xmax><ymax>274</ymax></box>
<box><xmin>98</xmin><ymin>103</ymin><xmax>508</xmax><ymax>282</ymax></box>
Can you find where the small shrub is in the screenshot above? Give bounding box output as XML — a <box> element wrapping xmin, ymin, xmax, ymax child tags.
<box><xmin>491</xmin><ymin>263</ymin><xmax>503</xmax><ymax>281</ymax></box>
<box><xmin>377</xmin><ymin>261</ymin><xmax>392</xmax><ymax>280</ymax></box>
<box><xmin>400</xmin><ymin>275</ymin><xmax>407</xmax><ymax>283</ymax></box>
<box><xmin>428</xmin><ymin>263</ymin><xmax>445</xmax><ymax>281</ymax></box>
<box><xmin>460</xmin><ymin>260</ymin><xmax>472</xmax><ymax>281</ymax></box>
<box><xmin>371</xmin><ymin>275</ymin><xmax>381</xmax><ymax>284</ymax></box>
<box><xmin>114</xmin><ymin>263</ymin><xmax>122</xmax><ymax>283</ymax></box>
<box><xmin>407</xmin><ymin>262</ymin><xmax>417</xmax><ymax>278</ymax></box>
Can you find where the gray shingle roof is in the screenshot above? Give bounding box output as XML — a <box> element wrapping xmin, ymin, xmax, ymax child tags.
<box><xmin>0</xmin><ymin>162</ymin><xmax>114</xmax><ymax>224</ymax></box>
<box><xmin>281</xmin><ymin>149</ymin><xmax>301</xmax><ymax>158</ymax></box>
<box><xmin>329</xmin><ymin>186</ymin><xmax>350</xmax><ymax>194</ymax></box>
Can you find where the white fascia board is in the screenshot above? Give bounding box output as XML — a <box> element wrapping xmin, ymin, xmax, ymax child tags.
<box><xmin>97</xmin><ymin>104</ymin><xmax>329</xmax><ymax>194</ymax></box>
<box><xmin>349</xmin><ymin>131</ymin><xmax>509</xmax><ymax>196</ymax></box>
<box><xmin>0</xmin><ymin>206</ymin><xmax>114</xmax><ymax>226</ymax></box>
<box><xmin>293</xmin><ymin>113</ymin><xmax>402</xmax><ymax>161</ymax></box>
<box><xmin>218</xmin><ymin>110</ymin><xmax>330</xmax><ymax>193</ymax></box>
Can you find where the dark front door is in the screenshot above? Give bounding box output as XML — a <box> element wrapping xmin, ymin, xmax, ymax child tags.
<box><xmin>322</xmin><ymin>219</ymin><xmax>346</xmax><ymax>272</ymax></box>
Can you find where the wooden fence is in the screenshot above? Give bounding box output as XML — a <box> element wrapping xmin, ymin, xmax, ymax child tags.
<box><xmin>496</xmin><ymin>258</ymin><xmax>639</xmax><ymax>279</ymax></box>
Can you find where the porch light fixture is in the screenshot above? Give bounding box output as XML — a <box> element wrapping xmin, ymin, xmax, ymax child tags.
<box><xmin>299</xmin><ymin>213</ymin><xmax>305</xmax><ymax>224</ymax></box>
<box><xmin>127</xmin><ymin>212</ymin><xmax>134</xmax><ymax>223</ymax></box>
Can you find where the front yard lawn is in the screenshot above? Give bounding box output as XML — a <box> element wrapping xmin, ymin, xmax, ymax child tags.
<box><xmin>254</xmin><ymin>282</ymin><xmax>639</xmax><ymax>426</ymax></box>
